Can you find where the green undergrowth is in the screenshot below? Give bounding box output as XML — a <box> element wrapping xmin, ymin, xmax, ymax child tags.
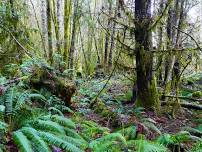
<box><xmin>0</xmin><ymin>59</ymin><xmax>202</xmax><ymax>152</ymax></box>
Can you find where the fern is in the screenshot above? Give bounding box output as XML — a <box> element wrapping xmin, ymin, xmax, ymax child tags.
<box><xmin>28</xmin><ymin>93</ymin><xmax>46</xmax><ymax>101</ymax></box>
<box><xmin>4</xmin><ymin>87</ymin><xmax>15</xmax><ymax>115</ymax></box>
<box><xmin>184</xmin><ymin>127</ymin><xmax>202</xmax><ymax>137</ymax></box>
<box><xmin>14</xmin><ymin>92</ymin><xmax>29</xmax><ymax>110</ymax></box>
<box><xmin>156</xmin><ymin>134</ymin><xmax>174</xmax><ymax>146</ymax></box>
<box><xmin>0</xmin><ymin>121</ymin><xmax>7</xmax><ymax>131</ymax></box>
<box><xmin>48</xmin><ymin>107</ymin><xmax>64</xmax><ymax>116</ymax></box>
<box><xmin>39</xmin><ymin>131</ymin><xmax>83</xmax><ymax>152</ymax></box>
<box><xmin>89</xmin><ymin>133</ymin><xmax>127</xmax><ymax>151</ymax></box>
<box><xmin>141</xmin><ymin>118</ymin><xmax>161</xmax><ymax>134</ymax></box>
<box><xmin>30</xmin><ymin>119</ymin><xmax>65</xmax><ymax>134</ymax></box>
<box><xmin>116</xmin><ymin>125</ymin><xmax>137</xmax><ymax>140</ymax></box>
<box><xmin>51</xmin><ymin>115</ymin><xmax>76</xmax><ymax>129</ymax></box>
<box><xmin>190</xmin><ymin>141</ymin><xmax>202</xmax><ymax>152</ymax></box>
<box><xmin>21</xmin><ymin>127</ymin><xmax>51</xmax><ymax>152</ymax></box>
<box><xmin>64</xmin><ymin>127</ymin><xmax>85</xmax><ymax>140</ymax></box>
<box><xmin>53</xmin><ymin>104</ymin><xmax>73</xmax><ymax>113</ymax></box>
<box><xmin>12</xmin><ymin>131</ymin><xmax>33</xmax><ymax>152</ymax></box>
<box><xmin>59</xmin><ymin>135</ymin><xmax>88</xmax><ymax>149</ymax></box>
<box><xmin>127</xmin><ymin>139</ymin><xmax>167</xmax><ymax>152</ymax></box>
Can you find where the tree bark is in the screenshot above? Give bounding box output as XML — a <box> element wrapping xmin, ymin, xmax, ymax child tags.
<box><xmin>108</xmin><ymin>0</ymin><xmax>118</xmax><ymax>69</ymax></box>
<box><xmin>56</xmin><ymin>0</ymin><xmax>62</xmax><ymax>53</ymax></box>
<box><xmin>134</xmin><ymin>0</ymin><xmax>159</xmax><ymax>110</ymax></box>
<box><xmin>104</xmin><ymin>1</ymin><xmax>112</xmax><ymax>69</ymax></box>
<box><xmin>163</xmin><ymin>0</ymin><xmax>179</xmax><ymax>100</ymax></box>
<box><xmin>63</xmin><ymin>0</ymin><xmax>72</xmax><ymax>63</ymax></box>
<box><xmin>68</xmin><ymin>0</ymin><xmax>79</xmax><ymax>69</ymax></box>
<box><xmin>46</xmin><ymin>0</ymin><xmax>53</xmax><ymax>64</ymax></box>
<box><xmin>41</xmin><ymin>0</ymin><xmax>48</xmax><ymax>57</ymax></box>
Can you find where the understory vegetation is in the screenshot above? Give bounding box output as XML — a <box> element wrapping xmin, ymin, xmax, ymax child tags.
<box><xmin>0</xmin><ymin>0</ymin><xmax>202</xmax><ymax>152</ymax></box>
<box><xmin>0</xmin><ymin>59</ymin><xmax>201</xmax><ymax>152</ymax></box>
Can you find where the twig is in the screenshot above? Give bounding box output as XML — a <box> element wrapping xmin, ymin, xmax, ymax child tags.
<box><xmin>172</xmin><ymin>25</ymin><xmax>202</xmax><ymax>53</ymax></box>
<box><xmin>148</xmin><ymin>0</ymin><xmax>173</xmax><ymax>31</ymax></box>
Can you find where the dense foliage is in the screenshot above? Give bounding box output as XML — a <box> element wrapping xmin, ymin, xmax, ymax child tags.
<box><xmin>0</xmin><ymin>0</ymin><xmax>202</xmax><ymax>152</ymax></box>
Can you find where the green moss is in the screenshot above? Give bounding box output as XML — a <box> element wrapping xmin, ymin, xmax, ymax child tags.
<box><xmin>136</xmin><ymin>77</ymin><xmax>159</xmax><ymax>112</ymax></box>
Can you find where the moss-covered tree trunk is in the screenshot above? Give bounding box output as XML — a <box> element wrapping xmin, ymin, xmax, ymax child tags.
<box><xmin>46</xmin><ymin>0</ymin><xmax>53</xmax><ymax>64</ymax></box>
<box><xmin>134</xmin><ymin>0</ymin><xmax>159</xmax><ymax>109</ymax></box>
<box><xmin>68</xmin><ymin>0</ymin><xmax>79</xmax><ymax>69</ymax></box>
<box><xmin>104</xmin><ymin>0</ymin><xmax>112</xmax><ymax>70</ymax></box>
<box><xmin>63</xmin><ymin>0</ymin><xmax>72</xmax><ymax>63</ymax></box>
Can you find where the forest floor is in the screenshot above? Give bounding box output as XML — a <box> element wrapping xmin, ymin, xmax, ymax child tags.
<box><xmin>72</xmin><ymin>74</ymin><xmax>202</xmax><ymax>142</ymax></box>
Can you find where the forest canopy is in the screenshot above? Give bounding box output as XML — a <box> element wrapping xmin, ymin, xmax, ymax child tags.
<box><xmin>0</xmin><ymin>0</ymin><xmax>202</xmax><ymax>151</ymax></box>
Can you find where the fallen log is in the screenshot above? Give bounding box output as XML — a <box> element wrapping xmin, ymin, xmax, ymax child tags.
<box><xmin>30</xmin><ymin>66</ymin><xmax>76</xmax><ymax>107</ymax></box>
<box><xmin>162</xmin><ymin>95</ymin><xmax>202</xmax><ymax>102</ymax></box>
<box><xmin>161</xmin><ymin>101</ymin><xmax>202</xmax><ymax>110</ymax></box>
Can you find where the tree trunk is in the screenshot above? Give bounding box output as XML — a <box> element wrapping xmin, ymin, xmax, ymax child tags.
<box><xmin>52</xmin><ymin>0</ymin><xmax>61</xmax><ymax>53</ymax></box>
<box><xmin>63</xmin><ymin>0</ymin><xmax>72</xmax><ymax>63</ymax></box>
<box><xmin>46</xmin><ymin>0</ymin><xmax>53</xmax><ymax>64</ymax></box>
<box><xmin>163</xmin><ymin>0</ymin><xmax>179</xmax><ymax>100</ymax></box>
<box><xmin>68</xmin><ymin>0</ymin><xmax>79</xmax><ymax>69</ymax></box>
<box><xmin>134</xmin><ymin>0</ymin><xmax>159</xmax><ymax>110</ymax></box>
<box><xmin>56</xmin><ymin>0</ymin><xmax>62</xmax><ymax>53</ymax></box>
<box><xmin>108</xmin><ymin>0</ymin><xmax>118</xmax><ymax>69</ymax></box>
<box><xmin>104</xmin><ymin>1</ymin><xmax>112</xmax><ymax>69</ymax></box>
<box><xmin>156</xmin><ymin>1</ymin><xmax>164</xmax><ymax>83</ymax></box>
<box><xmin>41</xmin><ymin>0</ymin><xmax>48</xmax><ymax>57</ymax></box>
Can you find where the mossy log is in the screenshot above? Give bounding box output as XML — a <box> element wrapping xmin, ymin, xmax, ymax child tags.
<box><xmin>30</xmin><ymin>66</ymin><xmax>76</xmax><ymax>106</ymax></box>
<box><xmin>162</xmin><ymin>95</ymin><xmax>202</xmax><ymax>102</ymax></box>
<box><xmin>161</xmin><ymin>101</ymin><xmax>202</xmax><ymax>110</ymax></box>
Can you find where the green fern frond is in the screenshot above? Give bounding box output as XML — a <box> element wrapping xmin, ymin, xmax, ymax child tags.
<box><xmin>15</xmin><ymin>92</ymin><xmax>28</xmax><ymax>110</ymax></box>
<box><xmin>28</xmin><ymin>93</ymin><xmax>46</xmax><ymax>101</ymax></box>
<box><xmin>0</xmin><ymin>121</ymin><xmax>7</xmax><ymax>130</ymax></box>
<box><xmin>141</xmin><ymin>121</ymin><xmax>161</xmax><ymax>134</ymax></box>
<box><xmin>89</xmin><ymin>133</ymin><xmax>127</xmax><ymax>150</ymax></box>
<box><xmin>91</xmin><ymin>141</ymin><xmax>122</xmax><ymax>152</ymax></box>
<box><xmin>5</xmin><ymin>87</ymin><xmax>15</xmax><ymax>115</ymax></box>
<box><xmin>127</xmin><ymin>139</ymin><xmax>167</xmax><ymax>152</ymax></box>
<box><xmin>156</xmin><ymin>134</ymin><xmax>174</xmax><ymax>146</ymax></box>
<box><xmin>39</xmin><ymin>131</ymin><xmax>83</xmax><ymax>152</ymax></box>
<box><xmin>12</xmin><ymin>131</ymin><xmax>33</xmax><ymax>152</ymax></box>
<box><xmin>54</xmin><ymin>105</ymin><xmax>73</xmax><ymax>113</ymax></box>
<box><xmin>0</xmin><ymin>144</ymin><xmax>4</xmax><ymax>152</ymax></box>
<box><xmin>21</xmin><ymin>127</ymin><xmax>51</xmax><ymax>152</ymax></box>
<box><xmin>64</xmin><ymin>128</ymin><xmax>84</xmax><ymax>140</ymax></box>
<box><xmin>184</xmin><ymin>127</ymin><xmax>202</xmax><ymax>137</ymax></box>
<box><xmin>59</xmin><ymin>135</ymin><xmax>88</xmax><ymax>149</ymax></box>
<box><xmin>51</xmin><ymin>115</ymin><xmax>76</xmax><ymax>129</ymax></box>
<box><xmin>117</xmin><ymin>125</ymin><xmax>137</xmax><ymax>140</ymax></box>
<box><xmin>48</xmin><ymin>107</ymin><xmax>64</xmax><ymax>116</ymax></box>
<box><xmin>157</xmin><ymin>131</ymin><xmax>191</xmax><ymax>147</ymax></box>
<box><xmin>31</xmin><ymin>120</ymin><xmax>65</xmax><ymax>134</ymax></box>
<box><xmin>190</xmin><ymin>141</ymin><xmax>202</xmax><ymax>152</ymax></box>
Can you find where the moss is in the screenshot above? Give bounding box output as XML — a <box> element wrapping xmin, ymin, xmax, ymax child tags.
<box><xmin>136</xmin><ymin>77</ymin><xmax>159</xmax><ymax>112</ymax></box>
<box><xmin>93</xmin><ymin>100</ymin><xmax>117</xmax><ymax>125</ymax></box>
<box><xmin>30</xmin><ymin>66</ymin><xmax>76</xmax><ymax>107</ymax></box>
<box><xmin>192</xmin><ymin>91</ymin><xmax>202</xmax><ymax>98</ymax></box>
